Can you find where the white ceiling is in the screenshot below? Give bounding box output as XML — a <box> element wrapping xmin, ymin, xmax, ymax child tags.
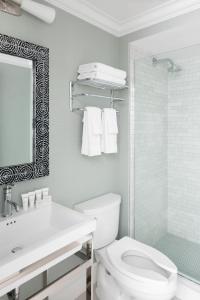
<box><xmin>79</xmin><ymin>0</ymin><xmax>170</xmax><ymax>23</ymax></box>
<box><xmin>46</xmin><ymin>0</ymin><xmax>200</xmax><ymax>36</ymax></box>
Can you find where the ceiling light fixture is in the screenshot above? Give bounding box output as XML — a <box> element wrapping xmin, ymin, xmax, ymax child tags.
<box><xmin>0</xmin><ymin>0</ymin><xmax>56</xmax><ymax>23</ymax></box>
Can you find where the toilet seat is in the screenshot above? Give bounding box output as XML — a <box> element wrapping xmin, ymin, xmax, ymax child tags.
<box><xmin>106</xmin><ymin>237</ymin><xmax>177</xmax><ymax>286</ymax></box>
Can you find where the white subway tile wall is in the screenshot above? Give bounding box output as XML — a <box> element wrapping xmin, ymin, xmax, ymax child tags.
<box><xmin>135</xmin><ymin>47</ymin><xmax>200</xmax><ymax>245</ymax></box>
<box><xmin>134</xmin><ymin>45</ymin><xmax>200</xmax><ymax>282</ymax></box>
<box><xmin>168</xmin><ymin>50</ymin><xmax>200</xmax><ymax>243</ymax></box>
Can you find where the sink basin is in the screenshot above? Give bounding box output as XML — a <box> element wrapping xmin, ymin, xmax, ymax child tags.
<box><xmin>0</xmin><ymin>202</ymin><xmax>96</xmax><ymax>283</ymax></box>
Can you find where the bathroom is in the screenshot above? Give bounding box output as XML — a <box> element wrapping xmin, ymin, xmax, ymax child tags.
<box><xmin>0</xmin><ymin>0</ymin><xmax>200</xmax><ymax>299</ymax></box>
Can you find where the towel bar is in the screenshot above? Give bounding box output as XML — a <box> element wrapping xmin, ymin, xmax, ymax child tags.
<box><xmin>72</xmin><ymin>107</ymin><xmax>119</xmax><ymax>113</ymax></box>
<box><xmin>69</xmin><ymin>80</ymin><xmax>128</xmax><ymax>113</ymax></box>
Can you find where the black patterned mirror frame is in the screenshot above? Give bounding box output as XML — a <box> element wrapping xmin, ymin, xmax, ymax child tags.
<box><xmin>0</xmin><ymin>33</ymin><xmax>49</xmax><ymax>184</ymax></box>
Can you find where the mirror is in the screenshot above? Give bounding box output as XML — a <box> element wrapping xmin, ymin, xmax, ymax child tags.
<box><xmin>0</xmin><ymin>53</ymin><xmax>33</xmax><ymax>167</ymax></box>
<box><xmin>0</xmin><ymin>33</ymin><xmax>49</xmax><ymax>184</ymax></box>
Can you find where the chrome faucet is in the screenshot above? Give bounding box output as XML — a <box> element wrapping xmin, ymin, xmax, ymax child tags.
<box><xmin>2</xmin><ymin>184</ymin><xmax>19</xmax><ymax>217</ymax></box>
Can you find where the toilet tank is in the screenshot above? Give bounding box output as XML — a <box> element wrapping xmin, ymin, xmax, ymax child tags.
<box><xmin>74</xmin><ymin>193</ymin><xmax>121</xmax><ymax>249</ymax></box>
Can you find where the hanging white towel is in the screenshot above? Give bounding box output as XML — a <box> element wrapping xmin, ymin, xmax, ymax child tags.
<box><xmin>101</xmin><ymin>108</ymin><xmax>118</xmax><ymax>154</ymax></box>
<box><xmin>81</xmin><ymin>107</ymin><xmax>102</xmax><ymax>156</ymax></box>
<box><xmin>78</xmin><ymin>63</ymin><xmax>127</xmax><ymax>80</ymax></box>
<box><xmin>78</xmin><ymin>71</ymin><xmax>126</xmax><ymax>86</ymax></box>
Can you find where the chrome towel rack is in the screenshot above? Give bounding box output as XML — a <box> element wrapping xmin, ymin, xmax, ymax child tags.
<box><xmin>69</xmin><ymin>79</ymin><xmax>128</xmax><ymax>112</ymax></box>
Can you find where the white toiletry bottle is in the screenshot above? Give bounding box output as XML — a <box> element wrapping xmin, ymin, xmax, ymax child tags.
<box><xmin>35</xmin><ymin>189</ymin><xmax>42</xmax><ymax>201</ymax></box>
<box><xmin>28</xmin><ymin>192</ymin><xmax>35</xmax><ymax>208</ymax></box>
<box><xmin>21</xmin><ymin>194</ymin><xmax>29</xmax><ymax>211</ymax></box>
<box><xmin>42</xmin><ymin>187</ymin><xmax>49</xmax><ymax>199</ymax></box>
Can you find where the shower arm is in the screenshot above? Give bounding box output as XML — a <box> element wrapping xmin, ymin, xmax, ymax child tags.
<box><xmin>153</xmin><ymin>57</ymin><xmax>174</xmax><ymax>68</ymax></box>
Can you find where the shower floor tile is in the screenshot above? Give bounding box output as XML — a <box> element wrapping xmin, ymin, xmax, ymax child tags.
<box><xmin>156</xmin><ymin>233</ymin><xmax>200</xmax><ymax>284</ymax></box>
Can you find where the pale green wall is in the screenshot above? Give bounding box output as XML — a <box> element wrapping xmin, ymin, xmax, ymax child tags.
<box><xmin>0</xmin><ymin>3</ymin><xmax>199</xmax><ymax>238</ymax></box>
<box><xmin>0</xmin><ymin>7</ymin><xmax>122</xmax><ymax>221</ymax></box>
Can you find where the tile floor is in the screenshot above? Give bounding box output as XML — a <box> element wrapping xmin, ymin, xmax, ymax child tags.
<box><xmin>156</xmin><ymin>233</ymin><xmax>200</xmax><ymax>284</ymax></box>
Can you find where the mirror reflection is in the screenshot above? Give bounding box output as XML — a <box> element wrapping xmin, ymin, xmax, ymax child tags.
<box><xmin>0</xmin><ymin>53</ymin><xmax>33</xmax><ymax>167</ymax></box>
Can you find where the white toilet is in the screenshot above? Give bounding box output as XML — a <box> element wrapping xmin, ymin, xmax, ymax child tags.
<box><xmin>75</xmin><ymin>193</ymin><xmax>177</xmax><ymax>300</ymax></box>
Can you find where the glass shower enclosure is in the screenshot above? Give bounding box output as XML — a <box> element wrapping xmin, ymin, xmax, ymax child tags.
<box><xmin>133</xmin><ymin>43</ymin><xmax>200</xmax><ymax>284</ymax></box>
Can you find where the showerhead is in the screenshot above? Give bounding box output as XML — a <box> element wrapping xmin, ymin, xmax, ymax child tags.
<box><xmin>152</xmin><ymin>57</ymin><xmax>182</xmax><ymax>73</ymax></box>
<box><xmin>168</xmin><ymin>63</ymin><xmax>182</xmax><ymax>73</ymax></box>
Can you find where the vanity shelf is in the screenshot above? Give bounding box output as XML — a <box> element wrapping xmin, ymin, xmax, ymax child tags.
<box><xmin>69</xmin><ymin>79</ymin><xmax>128</xmax><ymax>112</ymax></box>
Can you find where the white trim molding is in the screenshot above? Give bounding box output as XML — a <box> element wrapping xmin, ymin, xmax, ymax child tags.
<box><xmin>44</xmin><ymin>0</ymin><xmax>119</xmax><ymax>36</ymax></box>
<box><xmin>120</xmin><ymin>0</ymin><xmax>200</xmax><ymax>36</ymax></box>
<box><xmin>128</xmin><ymin>43</ymin><xmax>136</xmax><ymax>238</ymax></box>
<box><xmin>44</xmin><ymin>0</ymin><xmax>200</xmax><ymax>37</ymax></box>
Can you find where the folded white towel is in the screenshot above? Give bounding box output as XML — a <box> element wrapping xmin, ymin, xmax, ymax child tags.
<box><xmin>78</xmin><ymin>71</ymin><xmax>126</xmax><ymax>86</ymax></box>
<box><xmin>78</xmin><ymin>63</ymin><xmax>127</xmax><ymax>80</ymax></box>
<box><xmin>81</xmin><ymin>107</ymin><xmax>102</xmax><ymax>157</ymax></box>
<box><xmin>101</xmin><ymin>108</ymin><xmax>118</xmax><ymax>154</ymax></box>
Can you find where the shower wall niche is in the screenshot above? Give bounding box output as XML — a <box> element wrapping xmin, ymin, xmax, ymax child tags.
<box><xmin>134</xmin><ymin>44</ymin><xmax>200</xmax><ymax>284</ymax></box>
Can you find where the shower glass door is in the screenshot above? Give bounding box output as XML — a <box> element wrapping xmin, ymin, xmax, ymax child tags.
<box><xmin>134</xmin><ymin>44</ymin><xmax>200</xmax><ymax>284</ymax></box>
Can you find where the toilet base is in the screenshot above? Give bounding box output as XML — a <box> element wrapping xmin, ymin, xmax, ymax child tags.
<box><xmin>96</xmin><ymin>263</ymin><xmax>131</xmax><ymax>300</ymax></box>
<box><xmin>96</xmin><ymin>262</ymin><xmax>176</xmax><ymax>300</ymax></box>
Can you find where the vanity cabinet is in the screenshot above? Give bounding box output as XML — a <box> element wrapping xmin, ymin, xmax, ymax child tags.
<box><xmin>0</xmin><ymin>237</ymin><xmax>93</xmax><ymax>300</ymax></box>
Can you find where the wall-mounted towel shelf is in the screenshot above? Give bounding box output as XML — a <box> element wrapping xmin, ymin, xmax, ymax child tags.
<box><xmin>77</xmin><ymin>78</ymin><xmax>128</xmax><ymax>90</ymax></box>
<box><xmin>69</xmin><ymin>79</ymin><xmax>128</xmax><ymax>112</ymax></box>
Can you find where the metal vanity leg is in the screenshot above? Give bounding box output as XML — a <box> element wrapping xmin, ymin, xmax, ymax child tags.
<box><xmin>86</xmin><ymin>266</ymin><xmax>92</xmax><ymax>300</ymax></box>
<box><xmin>86</xmin><ymin>240</ymin><xmax>93</xmax><ymax>300</ymax></box>
<box><xmin>43</xmin><ymin>271</ymin><xmax>48</xmax><ymax>300</ymax></box>
<box><xmin>7</xmin><ymin>287</ymin><xmax>20</xmax><ymax>300</ymax></box>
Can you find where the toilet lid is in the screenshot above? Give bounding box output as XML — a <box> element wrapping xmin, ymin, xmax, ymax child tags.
<box><xmin>106</xmin><ymin>237</ymin><xmax>177</xmax><ymax>285</ymax></box>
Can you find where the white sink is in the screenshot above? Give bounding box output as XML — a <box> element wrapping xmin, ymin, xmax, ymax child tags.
<box><xmin>0</xmin><ymin>202</ymin><xmax>96</xmax><ymax>283</ymax></box>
